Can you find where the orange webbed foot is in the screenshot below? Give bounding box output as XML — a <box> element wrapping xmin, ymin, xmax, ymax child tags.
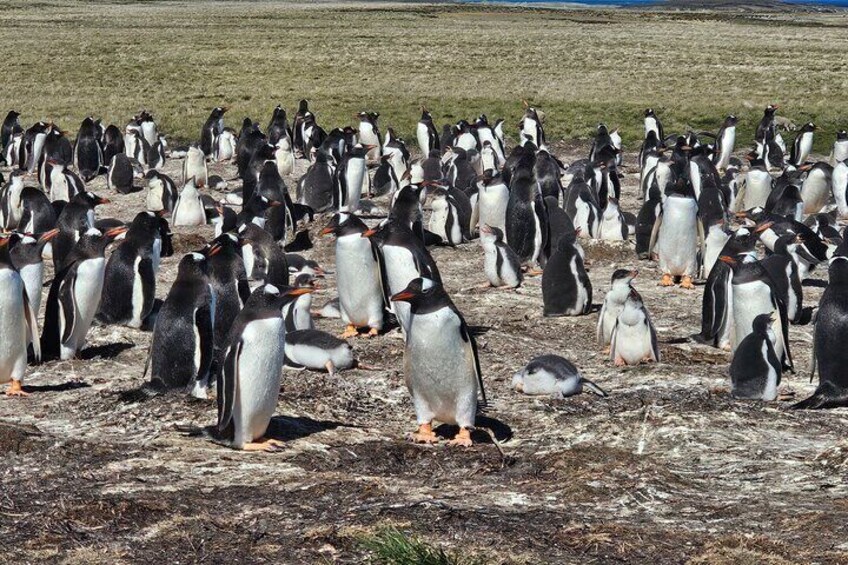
<box><xmin>5</xmin><ymin>380</ymin><xmax>28</xmax><ymax>397</ymax></box>
<box><xmin>242</xmin><ymin>437</ymin><xmax>284</xmax><ymax>452</ymax></box>
<box><xmin>408</xmin><ymin>423</ymin><xmax>439</xmax><ymax>444</ymax></box>
<box><xmin>659</xmin><ymin>274</ymin><xmax>674</xmax><ymax>287</ymax></box>
<box><xmin>340</xmin><ymin>325</ymin><xmax>359</xmax><ymax>339</ymax></box>
<box><xmin>680</xmin><ymin>276</ymin><xmax>695</xmax><ymax>289</ymax></box>
<box><xmin>446</xmin><ymin>427</ymin><xmax>473</xmax><ymax>447</ymax></box>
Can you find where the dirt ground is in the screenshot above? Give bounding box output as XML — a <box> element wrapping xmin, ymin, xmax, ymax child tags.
<box><xmin>2</xmin><ymin>138</ymin><xmax>847</xmax><ymax>564</ymax></box>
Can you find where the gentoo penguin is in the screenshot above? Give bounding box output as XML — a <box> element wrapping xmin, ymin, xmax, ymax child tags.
<box><xmin>297</xmin><ymin>151</ymin><xmax>336</xmax><ymax>212</ymax></box>
<box><xmin>214</xmin><ymin>128</ymin><xmax>238</xmax><ymax>163</ymax></box>
<box><xmin>428</xmin><ymin>186</ymin><xmax>466</xmax><ymax>245</ymax></box>
<box><xmin>512</xmin><ymin>355</ymin><xmax>606</xmax><ymax>398</ymax></box>
<box><xmin>4</xmin><ymin>130</ymin><xmax>23</xmax><ymax>169</ymax></box>
<box><xmin>336</xmin><ymin>143</ymin><xmax>367</xmax><ymax>212</ymax></box>
<box><xmin>542</xmin><ymin>230</ymin><xmax>592</xmax><ymax>317</ymax></box>
<box><xmin>644</xmin><ymin>108</ymin><xmax>664</xmax><ymax>141</ymax></box>
<box><xmin>96</xmin><ymin>212</ymin><xmax>163</xmax><ymax>328</ymax></box>
<box><xmin>284</xmin><ymin>329</ymin><xmax>355</xmax><ymax>377</ymax></box>
<box><xmin>800</xmin><ymin>162</ymin><xmax>833</xmax><ymax>214</ymax></box>
<box><xmin>321</xmin><ymin>213</ymin><xmax>384</xmax><ymax>338</ymax></box>
<box><xmin>479</xmin><ymin>224</ymin><xmax>522</xmax><ymax>289</ymax></box>
<box><xmin>206</xmin><ymin>233</ymin><xmax>251</xmax><ymax>366</ymax></box>
<box><xmin>392</xmin><ymin>277</ymin><xmax>485</xmax><ymax>446</ymax></box>
<box><xmin>41</xmin><ymin>227</ymin><xmax>126</xmax><ymax>361</ymax></box>
<box><xmin>357</xmin><ymin>111</ymin><xmax>382</xmax><ymax>161</ymax></box>
<box><xmin>275</xmin><ymin>137</ymin><xmax>295</xmax><ymax>177</ymax></box>
<box><xmin>239</xmin><ymin>223</ymin><xmax>289</xmax><ymax>286</ymax></box>
<box><xmin>145</xmin><ymin>170</ymin><xmax>178</xmax><ymax>214</ymax></box>
<box><xmin>702</xmin><ymin>220</ymin><xmax>730</xmax><ymax>279</ymax></box>
<box><xmin>564</xmin><ymin>177</ymin><xmax>600</xmax><ymax>239</ymax></box>
<box><xmin>730</xmin><ymin>312</ymin><xmax>781</xmax><ymax>401</ymax></box>
<box><xmin>52</xmin><ymin>191</ymin><xmax>109</xmax><ymax>271</ymax></box>
<box><xmin>831</xmin><ymin>130</ymin><xmax>848</xmax><ymax>166</ymax></box>
<box><xmin>476</xmin><ymin>170</ymin><xmax>509</xmax><ymax>236</ymax></box>
<box><xmin>183</xmin><ymin>145</ymin><xmax>208</xmax><ymax>187</ymax></box>
<box><xmin>761</xmin><ymin>234</ymin><xmax>803</xmax><ymax>324</ymax></box>
<box><xmin>365</xmin><ymin>220</ymin><xmax>441</xmax><ymax>335</ymax></box>
<box><xmin>135</xmin><ymin>110</ymin><xmax>158</xmax><ymax>146</ymax></box>
<box><xmin>721</xmin><ymin>255</ymin><xmax>792</xmax><ymax>372</ymax></box>
<box><xmin>267</xmin><ymin>105</ymin><xmax>291</xmax><ymax>147</ymax></box>
<box><xmin>790</xmin><ymin>122</ymin><xmax>815</xmax><ymax>166</ymax></box>
<box><xmin>74</xmin><ymin>117</ymin><xmax>103</xmax><ymax>181</ymax></box>
<box><xmin>653</xmin><ymin>178</ymin><xmax>702</xmax><ymax>288</ymax></box>
<box><xmin>107</xmin><ymin>153</ymin><xmax>135</xmax><ymax>194</ymax></box>
<box><xmin>136</xmin><ymin>252</ymin><xmax>216</xmax><ymax>399</ymax></box>
<box><xmin>282</xmin><ymin>273</ymin><xmax>316</xmax><ymax>331</ymax></box>
<box><xmin>147</xmin><ymin>136</ymin><xmax>167</xmax><ymax>170</ymax></box>
<box><xmin>0</xmin><ymin>110</ymin><xmax>21</xmax><ymax>160</ymax></box>
<box><xmin>10</xmin><ymin>230</ymin><xmax>57</xmax><ymax>316</ymax></box>
<box><xmin>506</xmin><ymin>167</ymin><xmax>548</xmax><ymax>268</ymax></box>
<box><xmin>372</xmin><ymin>153</ymin><xmax>399</xmax><ymax>197</ymax></box>
<box><xmin>172</xmin><ymin>178</ymin><xmax>206</xmax><ymax>227</ymax></box>
<box><xmin>597</xmin><ymin>269</ymin><xmax>638</xmax><ymax>348</ymax></box>
<box><xmin>292</xmin><ymin>100</ymin><xmax>310</xmax><ymax>157</ymax></box>
<box><xmin>834</xmin><ymin>159</ymin><xmax>848</xmax><ymax>219</ymax></box>
<box><xmin>713</xmin><ymin>115</ymin><xmax>737</xmax><ymax>171</ymax></box>
<box><xmin>534</xmin><ymin>146</ymin><xmax>564</xmax><ymax>201</ymax></box>
<box><xmin>0</xmin><ymin>234</ymin><xmax>40</xmax><ymax>396</ymax></box>
<box><xmin>416</xmin><ymin>107</ymin><xmax>440</xmax><ymax>158</ymax></box>
<box><xmin>598</xmin><ymin>196</ymin><xmax>628</xmax><ymax>241</ymax></box>
<box><xmin>610</xmin><ymin>288</ymin><xmax>659</xmax><ymax>366</ymax></box>
<box><xmin>794</xmin><ymin>255</ymin><xmax>848</xmax><ymax>409</ymax></box>
<box><xmin>206</xmin><ymin>284</ymin><xmax>310</xmax><ymax>451</ymax></box>
<box><xmin>200</xmin><ymin>106</ymin><xmax>228</xmax><ymax>158</ymax></box>
<box><xmin>124</xmin><ymin>128</ymin><xmax>149</xmax><ymax>167</ymax></box>
<box><xmin>0</xmin><ymin>170</ymin><xmax>26</xmax><ymax>229</ymax></box>
<box><xmin>756</xmin><ymin>104</ymin><xmax>779</xmax><ymax>143</ymax></box>
<box><xmin>519</xmin><ymin>105</ymin><xmax>545</xmax><ymax>147</ymax></box>
<box><xmin>101</xmin><ymin>124</ymin><xmax>124</xmax><ymax>167</ymax></box>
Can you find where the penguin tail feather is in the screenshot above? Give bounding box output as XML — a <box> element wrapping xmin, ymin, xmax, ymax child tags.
<box><xmin>582</xmin><ymin>378</ymin><xmax>608</xmax><ymax>397</ymax></box>
<box><xmin>118</xmin><ymin>382</ymin><xmax>166</xmax><ymax>403</ymax></box>
<box><xmin>173</xmin><ymin>423</ymin><xmax>213</xmax><ymax>438</ymax></box>
<box><xmin>791</xmin><ymin>384</ymin><xmax>848</xmax><ymax>410</ymax></box>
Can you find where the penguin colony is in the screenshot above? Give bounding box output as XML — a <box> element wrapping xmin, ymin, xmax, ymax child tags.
<box><xmin>1</xmin><ymin>100</ymin><xmax>847</xmax><ymax>452</ymax></box>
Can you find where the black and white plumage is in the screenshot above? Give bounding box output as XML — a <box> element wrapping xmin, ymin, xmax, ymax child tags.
<box><xmin>512</xmin><ymin>355</ymin><xmax>606</xmax><ymax>398</ymax></box>
<box><xmin>479</xmin><ymin>224</ymin><xmax>522</xmax><ymax>288</ymax></box>
<box><xmin>597</xmin><ymin>269</ymin><xmax>638</xmax><ymax>348</ymax></box>
<box><xmin>610</xmin><ymin>288</ymin><xmax>659</xmax><ymax>366</ymax></box>
<box><xmin>730</xmin><ymin>313</ymin><xmax>781</xmax><ymax>401</ymax></box>
<box><xmin>284</xmin><ymin>329</ymin><xmax>355</xmax><ymax>377</ymax></box>
<box><xmin>542</xmin><ymin>230</ymin><xmax>591</xmax><ymax>317</ymax></box>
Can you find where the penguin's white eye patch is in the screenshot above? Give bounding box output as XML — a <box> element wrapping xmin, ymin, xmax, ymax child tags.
<box><xmin>85</xmin><ymin>228</ymin><xmax>101</xmax><ymax>236</ymax></box>
<box><xmin>420</xmin><ymin>278</ymin><xmax>435</xmax><ymax>291</ymax></box>
<box><xmin>264</xmin><ymin>284</ymin><xmax>279</xmax><ymax>294</ymax></box>
<box><xmin>191</xmin><ymin>252</ymin><xmax>205</xmax><ymax>261</ymax></box>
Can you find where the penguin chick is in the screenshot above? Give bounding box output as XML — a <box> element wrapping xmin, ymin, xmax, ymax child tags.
<box><xmin>730</xmin><ymin>313</ymin><xmax>781</xmax><ymax>401</ymax></box>
<box><xmin>392</xmin><ymin>277</ymin><xmax>485</xmax><ymax>447</ymax></box>
<box><xmin>610</xmin><ymin>288</ymin><xmax>659</xmax><ymax>366</ymax></box>
<box><xmin>284</xmin><ymin>329</ymin><xmax>355</xmax><ymax>377</ymax></box>
<box><xmin>512</xmin><ymin>355</ymin><xmax>607</xmax><ymax>398</ymax></box>
<box><xmin>479</xmin><ymin>224</ymin><xmax>522</xmax><ymax>288</ymax></box>
<box><xmin>597</xmin><ymin>268</ymin><xmax>638</xmax><ymax>348</ymax></box>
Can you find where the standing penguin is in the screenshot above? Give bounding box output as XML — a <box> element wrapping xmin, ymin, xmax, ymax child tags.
<box><xmin>183</xmin><ymin>145</ymin><xmax>208</xmax><ymax>187</ymax></box>
<box><xmin>0</xmin><ymin>171</ymin><xmax>27</xmax><ymax>229</ymax></box>
<box><xmin>41</xmin><ymin>227</ymin><xmax>126</xmax><ymax>361</ymax></box>
<box><xmin>761</xmin><ymin>234</ymin><xmax>803</xmax><ymax>324</ymax></box>
<box><xmin>790</xmin><ymin>122</ymin><xmax>816</xmax><ymax>166</ymax></box>
<box><xmin>107</xmin><ymin>153</ymin><xmax>135</xmax><ymax>194</ymax></box>
<box><xmin>519</xmin><ymin>105</ymin><xmax>545</xmax><ymax>147</ymax></box>
<box><xmin>476</xmin><ymin>170</ymin><xmax>509</xmax><ymax>236</ymax></box>
<box><xmin>542</xmin><ymin>230</ymin><xmax>592</xmax><ymax>317</ymax></box>
<box><xmin>610</xmin><ymin>288</ymin><xmax>659</xmax><ymax>366</ymax></box>
<box><xmin>206</xmin><ymin>233</ymin><xmax>251</xmax><ymax>367</ymax></box>
<box><xmin>416</xmin><ymin>107</ymin><xmax>439</xmax><ymax>157</ymax></box>
<box><xmin>172</xmin><ymin>178</ymin><xmax>207</xmax><ymax>227</ymax></box>
<box><xmin>74</xmin><ymin>117</ymin><xmax>103</xmax><ymax>182</ymax></box>
<box><xmin>52</xmin><ymin>191</ymin><xmax>109</xmax><ymax>272</ymax></box>
<box><xmin>644</xmin><ymin>108</ymin><xmax>664</xmax><ymax>141</ymax></box>
<box><xmin>214</xmin><ymin>128</ymin><xmax>238</xmax><ymax>163</ymax></box>
<box><xmin>512</xmin><ymin>355</ymin><xmax>607</xmax><ymax>398</ymax></box>
<box><xmin>831</xmin><ymin>130</ymin><xmax>848</xmax><ymax>166</ymax></box>
<box><xmin>145</xmin><ymin>170</ymin><xmax>178</xmax><ymax>214</ymax></box>
<box><xmin>597</xmin><ymin>269</ymin><xmax>638</xmax><ymax>349</ymax></box>
<box><xmin>653</xmin><ymin>178</ymin><xmax>702</xmax><ymax>289</ymax></box>
<box><xmin>357</xmin><ymin>111</ymin><xmax>382</xmax><ymax>161</ymax></box>
<box><xmin>97</xmin><ymin>212</ymin><xmax>163</xmax><ymax>328</ymax></box>
<box><xmin>479</xmin><ymin>224</ymin><xmax>522</xmax><ymax>289</ymax></box>
<box><xmin>239</xmin><ymin>223</ymin><xmax>289</xmax><ymax>286</ymax></box>
<box><xmin>506</xmin><ymin>168</ymin><xmax>548</xmax><ymax>268</ymax></box>
<box><xmin>321</xmin><ymin>213</ymin><xmax>384</xmax><ymax>338</ymax></box>
<box><xmin>136</xmin><ymin>252</ymin><xmax>216</xmax><ymax>399</ymax></box>
<box><xmin>297</xmin><ymin>151</ymin><xmax>336</xmax><ymax>212</ymax></box>
<box><xmin>598</xmin><ymin>196</ymin><xmax>628</xmax><ymax>241</ymax></box>
<box><xmin>147</xmin><ymin>136</ymin><xmax>167</xmax><ymax>170</ymax></box>
<box><xmin>200</xmin><ymin>106</ymin><xmax>228</xmax><ymax>158</ymax></box>
<box><xmin>267</xmin><ymin>105</ymin><xmax>292</xmax><ymax>146</ymax></box>
<box><xmin>10</xmin><ymin>230</ymin><xmax>57</xmax><ymax>316</ymax></box>
<box><xmin>800</xmin><ymin>162</ymin><xmax>833</xmax><ymax>214</ymax></box>
<box><xmin>206</xmin><ymin>284</ymin><xmax>310</xmax><ymax>451</ymax></box>
<box><xmin>730</xmin><ymin>312</ymin><xmax>781</xmax><ymax>401</ymax></box>
<box><xmin>0</xmin><ymin>233</ymin><xmax>40</xmax><ymax>396</ymax></box>
<box><xmin>336</xmin><ymin>143</ymin><xmax>367</xmax><ymax>212</ymax></box>
<box><xmin>428</xmin><ymin>186</ymin><xmax>467</xmax><ymax>246</ymax></box>
<box><xmin>713</xmin><ymin>115</ymin><xmax>738</xmax><ymax>171</ymax></box>
<box><xmin>392</xmin><ymin>278</ymin><xmax>485</xmax><ymax>446</ymax></box>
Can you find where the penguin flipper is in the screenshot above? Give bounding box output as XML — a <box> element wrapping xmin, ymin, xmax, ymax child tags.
<box><xmin>217</xmin><ymin>339</ymin><xmax>242</xmax><ymax>435</ymax></box>
<box><xmin>22</xmin><ymin>286</ymin><xmax>40</xmax><ymax>363</ymax></box>
<box><xmin>809</xmin><ymin>322</ymin><xmax>817</xmax><ymax>384</ymax></box>
<box><xmin>581</xmin><ymin>378</ymin><xmax>608</xmax><ymax>398</ymax></box>
<box><xmin>648</xmin><ymin>208</ymin><xmax>663</xmax><ymax>257</ymax></box>
<box><xmin>195</xmin><ymin>304</ymin><xmax>215</xmax><ymax>383</ymax></box>
<box><xmin>58</xmin><ymin>268</ymin><xmax>78</xmax><ymax>344</ymax></box>
<box><xmin>648</xmin><ymin>317</ymin><xmax>660</xmax><ymax>362</ymax></box>
<box><xmin>460</xmin><ymin>318</ymin><xmax>487</xmax><ymax>410</ymax></box>
<box><xmin>791</xmin><ymin>383</ymin><xmax>848</xmax><ymax>410</ymax></box>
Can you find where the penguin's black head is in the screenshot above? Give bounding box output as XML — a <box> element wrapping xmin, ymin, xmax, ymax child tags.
<box><xmin>255</xmin><ymin>283</ymin><xmax>313</xmax><ymax>310</ymax></box>
<box><xmin>349</xmin><ymin>144</ymin><xmax>368</xmax><ymax>159</ymax></box>
<box><xmin>837</xmin><ymin>130</ymin><xmax>848</xmax><ymax>141</ymax></box>
<box><xmin>611</xmin><ymin>268</ymin><xmax>637</xmax><ymax>285</ymax></box>
<box><xmin>726</xmin><ymin>115</ymin><xmax>738</xmax><ymax>126</ymax></box>
<box><xmin>391</xmin><ymin>277</ymin><xmax>443</xmax><ymax>306</ymax></box>
<box><xmin>298</xmin><ymin>100</ymin><xmax>309</xmax><ymax>113</ymax></box>
<box><xmin>75</xmin><ymin>191</ymin><xmax>110</xmax><ymax>207</ymax></box>
<box><xmin>128</xmin><ymin>211</ymin><xmax>162</xmax><ymax>240</ymax></box>
<box><xmin>177</xmin><ymin>251</ymin><xmax>210</xmax><ymax>280</ymax></box>
<box><xmin>645</xmin><ymin>108</ymin><xmax>656</xmax><ymax>117</ymax></box>
<box><xmin>596</xmin><ymin>123</ymin><xmax>609</xmax><ymax>135</ymax></box>
<box><xmin>765</xmin><ymin>104</ymin><xmax>779</xmax><ymax>115</ymax></box>
<box><xmin>752</xmin><ymin>312</ymin><xmax>775</xmax><ymax>334</ymax></box>
<box><xmin>480</xmin><ymin>224</ymin><xmax>504</xmax><ymax>242</ymax></box>
<box><xmin>829</xmin><ymin>255</ymin><xmax>848</xmax><ymax>284</ymax></box>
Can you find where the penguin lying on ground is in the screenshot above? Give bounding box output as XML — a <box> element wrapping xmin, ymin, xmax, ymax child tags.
<box><xmin>284</xmin><ymin>329</ymin><xmax>355</xmax><ymax>377</ymax></box>
<box><xmin>512</xmin><ymin>355</ymin><xmax>607</xmax><ymax>398</ymax></box>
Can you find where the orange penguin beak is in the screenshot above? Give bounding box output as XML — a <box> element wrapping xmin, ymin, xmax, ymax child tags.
<box><xmin>206</xmin><ymin>243</ymin><xmax>223</xmax><ymax>257</ymax></box>
<box><xmin>361</xmin><ymin>228</ymin><xmax>378</xmax><ymax>238</ymax></box>
<box><xmin>718</xmin><ymin>255</ymin><xmax>737</xmax><ymax>265</ymax></box>
<box><xmin>39</xmin><ymin>228</ymin><xmax>60</xmax><ymax>242</ymax></box>
<box><xmin>105</xmin><ymin>226</ymin><xmax>128</xmax><ymax>238</ymax></box>
<box><xmin>320</xmin><ymin>226</ymin><xmax>336</xmax><ymax>236</ymax></box>
<box><xmin>287</xmin><ymin>287</ymin><xmax>314</xmax><ymax>296</ymax></box>
<box><xmin>391</xmin><ymin>290</ymin><xmax>415</xmax><ymax>302</ymax></box>
<box><xmin>754</xmin><ymin>221</ymin><xmax>775</xmax><ymax>233</ymax></box>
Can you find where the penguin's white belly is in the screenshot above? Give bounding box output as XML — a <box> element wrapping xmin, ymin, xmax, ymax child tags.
<box><xmin>130</xmin><ymin>256</ymin><xmax>144</xmax><ymax>328</ymax></box>
<box><xmin>522</xmin><ymin>121</ymin><xmax>538</xmax><ymax>145</ymax></box>
<box><xmin>832</xmin><ymin>163</ymin><xmax>848</xmax><ymax>218</ymax></box>
<box><xmin>19</xmin><ymin>262</ymin><xmax>44</xmax><ymax>315</ymax></box>
<box><xmin>478</xmin><ymin>187</ymin><xmax>509</xmax><ymax>236</ymax></box>
<box><xmin>482</xmin><ymin>245</ymin><xmax>501</xmax><ymax>286</ymax></box>
<box><xmin>801</xmin><ymin>169</ymin><xmax>829</xmax><ymax>214</ymax></box>
<box><xmin>598</xmin><ymin>296</ymin><xmax>626</xmax><ymax>346</ymax></box>
<box><xmin>405</xmin><ymin>309</ymin><xmax>476</xmax><ymax>427</ymax></box>
<box><xmin>703</xmin><ymin>232</ymin><xmax>730</xmax><ymax>279</ymax></box>
<box><xmin>612</xmin><ymin>320</ymin><xmax>651</xmax><ymax>364</ymax></box>
<box><xmin>285</xmin><ymin>342</ymin><xmax>353</xmax><ymax>371</ymax></box>
<box><xmin>383</xmin><ymin>244</ymin><xmax>421</xmax><ymax>332</ymax></box>
<box><xmin>570</xmin><ymin>256</ymin><xmax>589</xmax><ymax>314</ymax></box>
<box><xmin>173</xmin><ymin>194</ymin><xmax>205</xmax><ymax>226</ymax></box>
<box><xmin>336</xmin><ymin>236</ymin><xmax>383</xmax><ymax>329</ymax></box>
<box><xmin>797</xmin><ymin>134</ymin><xmax>813</xmax><ymax>164</ymax></box>
<box><xmin>0</xmin><ymin>270</ymin><xmax>28</xmax><ymax>383</ymax></box>
<box><xmin>242</xmin><ymin>244</ymin><xmax>256</xmax><ymax>279</ymax></box>
<box><xmin>732</xmin><ymin>281</ymin><xmax>774</xmax><ymax>352</ymax></box>
<box><xmin>416</xmin><ymin>124</ymin><xmax>430</xmax><ymax>156</ymax></box>
<box><xmin>656</xmin><ymin>200</ymin><xmax>698</xmax><ymax>276</ymax></box>
<box><xmin>833</xmin><ymin>141</ymin><xmax>848</xmax><ymax>165</ymax></box>
<box><xmin>599</xmin><ymin>210</ymin><xmax>624</xmax><ymax>240</ymax></box>
<box><xmin>761</xmin><ymin>340</ymin><xmax>779</xmax><ymax>401</ymax></box>
<box><xmin>62</xmin><ymin>257</ymin><xmax>105</xmax><ymax>360</ymax></box>
<box><xmin>292</xmin><ymin>296</ymin><xmax>313</xmax><ymax>330</ymax></box>
<box><xmin>233</xmin><ymin>318</ymin><xmax>285</xmax><ymax>447</ymax></box>
<box><xmin>344</xmin><ymin>160</ymin><xmax>366</xmax><ymax>211</ymax></box>
<box><xmin>531</xmin><ymin>201</ymin><xmax>543</xmax><ymax>261</ymax></box>
<box><xmin>456</xmin><ymin>133</ymin><xmax>476</xmax><ymax>152</ymax></box>
<box><xmin>429</xmin><ymin>199</ymin><xmax>450</xmax><ymax>241</ymax></box>
<box><xmin>744</xmin><ymin>174</ymin><xmax>772</xmax><ymax>209</ymax></box>
<box><xmin>146</xmin><ymin>184</ymin><xmax>164</xmax><ymax>212</ymax></box>
<box><xmin>718</xmin><ymin>129</ymin><xmax>735</xmax><ymax>169</ymax></box>
<box><xmin>276</xmin><ymin>150</ymin><xmax>294</xmax><ymax>177</ymax></box>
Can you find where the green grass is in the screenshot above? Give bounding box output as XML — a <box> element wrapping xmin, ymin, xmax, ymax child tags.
<box><xmin>1</xmin><ymin>1</ymin><xmax>847</xmax><ymax>153</ymax></box>
<box><xmin>360</xmin><ymin>527</ymin><xmax>482</xmax><ymax>565</ymax></box>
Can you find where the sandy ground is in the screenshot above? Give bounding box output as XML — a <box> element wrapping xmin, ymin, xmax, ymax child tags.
<box><xmin>1</xmin><ymin>140</ymin><xmax>847</xmax><ymax>564</ymax></box>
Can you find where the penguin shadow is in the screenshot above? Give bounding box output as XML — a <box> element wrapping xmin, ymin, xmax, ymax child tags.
<box><xmin>21</xmin><ymin>380</ymin><xmax>91</xmax><ymax>394</ymax></box>
<box><xmin>435</xmin><ymin>415</ymin><xmax>513</xmax><ymax>444</ymax></box>
<box><xmin>284</xmin><ymin>229</ymin><xmax>313</xmax><ymax>252</ymax></box>
<box><xmin>78</xmin><ymin>342</ymin><xmax>135</xmax><ymax>360</ymax></box>
<box><xmin>794</xmin><ymin>307</ymin><xmax>815</xmax><ymax>326</ymax></box>
<box><xmin>802</xmin><ymin>279</ymin><xmax>828</xmax><ymax>289</ymax></box>
<box><xmin>265</xmin><ymin>415</ymin><xmax>351</xmax><ymax>442</ymax></box>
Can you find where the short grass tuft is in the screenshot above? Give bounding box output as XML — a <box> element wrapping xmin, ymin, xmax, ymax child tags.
<box><xmin>360</xmin><ymin>527</ymin><xmax>481</xmax><ymax>565</ymax></box>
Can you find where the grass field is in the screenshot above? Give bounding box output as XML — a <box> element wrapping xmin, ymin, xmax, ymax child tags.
<box><xmin>2</xmin><ymin>1</ymin><xmax>848</xmax><ymax>151</ymax></box>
